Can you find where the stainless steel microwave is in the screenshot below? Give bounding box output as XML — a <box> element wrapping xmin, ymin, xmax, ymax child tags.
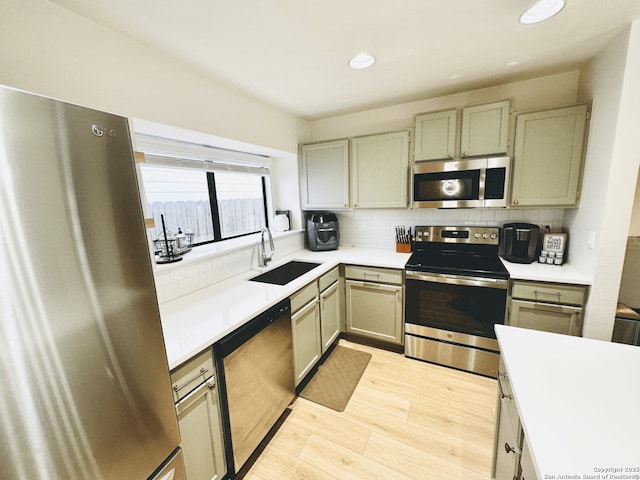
<box><xmin>411</xmin><ymin>157</ymin><xmax>510</xmax><ymax>208</ymax></box>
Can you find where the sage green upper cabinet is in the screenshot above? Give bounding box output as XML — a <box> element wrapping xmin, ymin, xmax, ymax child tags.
<box><xmin>351</xmin><ymin>131</ymin><xmax>410</xmax><ymax>208</ymax></box>
<box><xmin>511</xmin><ymin>104</ymin><xmax>588</xmax><ymax>207</ymax></box>
<box><xmin>300</xmin><ymin>139</ymin><xmax>349</xmax><ymax>209</ymax></box>
<box><xmin>414</xmin><ymin>100</ymin><xmax>510</xmax><ymax>162</ymax></box>
<box><xmin>460</xmin><ymin>100</ymin><xmax>511</xmax><ymax>158</ymax></box>
<box><xmin>414</xmin><ymin>109</ymin><xmax>457</xmax><ymax>161</ymax></box>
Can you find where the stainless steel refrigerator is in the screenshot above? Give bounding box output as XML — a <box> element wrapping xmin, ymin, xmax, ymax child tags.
<box><xmin>0</xmin><ymin>85</ymin><xmax>185</xmax><ymax>480</ymax></box>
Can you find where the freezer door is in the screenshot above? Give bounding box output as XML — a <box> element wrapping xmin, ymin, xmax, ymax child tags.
<box><xmin>0</xmin><ymin>86</ymin><xmax>180</xmax><ymax>479</ymax></box>
<box><xmin>149</xmin><ymin>449</ymin><xmax>187</xmax><ymax>480</ymax></box>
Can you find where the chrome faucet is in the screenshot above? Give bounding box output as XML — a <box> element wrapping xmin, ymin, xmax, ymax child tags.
<box><xmin>260</xmin><ymin>227</ymin><xmax>275</xmax><ymax>267</ymax></box>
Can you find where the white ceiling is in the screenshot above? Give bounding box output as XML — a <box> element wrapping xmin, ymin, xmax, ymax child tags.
<box><xmin>52</xmin><ymin>0</ymin><xmax>640</xmax><ymax>120</ymax></box>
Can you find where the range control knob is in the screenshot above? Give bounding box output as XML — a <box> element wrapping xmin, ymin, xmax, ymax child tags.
<box><xmin>491</xmin><ymin>233</ymin><xmax>498</xmax><ymax>239</ymax></box>
<box><xmin>474</xmin><ymin>233</ymin><xmax>481</xmax><ymax>239</ymax></box>
<box><xmin>482</xmin><ymin>233</ymin><xmax>489</xmax><ymax>239</ymax></box>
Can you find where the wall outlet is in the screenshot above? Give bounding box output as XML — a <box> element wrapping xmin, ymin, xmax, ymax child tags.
<box><xmin>356</xmin><ymin>221</ymin><xmax>364</xmax><ymax>232</ymax></box>
<box><xmin>588</xmin><ymin>230</ymin><xmax>596</xmax><ymax>250</ymax></box>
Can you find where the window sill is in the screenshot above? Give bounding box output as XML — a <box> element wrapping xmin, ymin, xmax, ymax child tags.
<box><xmin>151</xmin><ymin>229</ymin><xmax>303</xmax><ymax>272</ymax></box>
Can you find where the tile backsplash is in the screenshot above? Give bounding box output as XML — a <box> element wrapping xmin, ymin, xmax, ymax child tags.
<box><xmin>335</xmin><ymin>208</ymin><xmax>565</xmax><ymax>249</ymax></box>
<box><xmin>154</xmin><ymin>207</ymin><xmax>564</xmax><ymax>304</ymax></box>
<box><xmin>153</xmin><ymin>231</ymin><xmax>305</xmax><ymax>304</ymax></box>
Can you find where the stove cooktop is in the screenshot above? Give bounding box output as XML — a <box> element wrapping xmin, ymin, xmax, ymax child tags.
<box><xmin>405</xmin><ymin>251</ymin><xmax>509</xmax><ymax>280</ymax></box>
<box><xmin>405</xmin><ymin>225</ymin><xmax>510</xmax><ymax>280</ymax></box>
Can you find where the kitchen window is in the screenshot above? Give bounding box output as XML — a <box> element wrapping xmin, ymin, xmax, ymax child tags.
<box><xmin>136</xmin><ymin>135</ymin><xmax>271</xmax><ymax>247</ymax></box>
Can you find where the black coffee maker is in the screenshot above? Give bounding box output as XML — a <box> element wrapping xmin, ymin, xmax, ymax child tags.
<box><xmin>502</xmin><ymin>223</ymin><xmax>540</xmax><ymax>263</ymax></box>
<box><xmin>306</xmin><ymin>212</ymin><xmax>339</xmax><ymax>251</ymax></box>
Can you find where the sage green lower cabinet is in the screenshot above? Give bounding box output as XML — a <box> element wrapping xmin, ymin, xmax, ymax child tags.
<box><xmin>344</xmin><ymin>266</ymin><xmax>403</xmax><ymax>345</ymax></box>
<box><xmin>319</xmin><ymin>273</ymin><xmax>341</xmax><ymax>353</ymax></box>
<box><xmin>291</xmin><ymin>283</ymin><xmax>322</xmax><ymax>386</ymax></box>
<box><xmin>519</xmin><ymin>436</ymin><xmax>537</xmax><ymax>480</ymax></box>
<box><xmin>493</xmin><ymin>358</ymin><xmax>530</xmax><ymax>480</ymax></box>
<box><xmin>170</xmin><ymin>350</ymin><xmax>226</xmax><ymax>480</ymax></box>
<box><xmin>291</xmin><ymin>268</ymin><xmax>343</xmax><ymax>386</ymax></box>
<box><xmin>508</xmin><ymin>280</ymin><xmax>588</xmax><ymax>336</ymax></box>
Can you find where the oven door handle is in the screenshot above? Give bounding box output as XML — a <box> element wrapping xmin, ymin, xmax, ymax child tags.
<box><xmin>406</xmin><ymin>271</ymin><xmax>508</xmax><ymax>289</ymax></box>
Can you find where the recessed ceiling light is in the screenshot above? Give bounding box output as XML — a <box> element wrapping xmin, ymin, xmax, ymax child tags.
<box><xmin>519</xmin><ymin>0</ymin><xmax>565</xmax><ymax>24</ymax></box>
<box><xmin>348</xmin><ymin>53</ymin><xmax>376</xmax><ymax>70</ymax></box>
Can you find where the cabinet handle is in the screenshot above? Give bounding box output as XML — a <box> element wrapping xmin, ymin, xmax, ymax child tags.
<box><xmin>497</xmin><ymin>373</ymin><xmax>513</xmax><ymax>400</ymax></box>
<box><xmin>175</xmin><ymin>377</ymin><xmax>215</xmax><ymax>407</ymax></box>
<box><xmin>504</xmin><ymin>442</ymin><xmax>516</xmax><ymax>454</ymax></box>
<box><xmin>533</xmin><ymin>289</ymin><xmax>562</xmax><ymax>300</ymax></box>
<box><xmin>173</xmin><ymin>367</ymin><xmax>209</xmax><ymax>395</ymax></box>
<box><xmin>513</xmin><ymin>199</ymin><xmax>519</xmax><ymax>205</ymax></box>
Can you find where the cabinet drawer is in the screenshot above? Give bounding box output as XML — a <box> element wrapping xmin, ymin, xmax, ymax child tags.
<box><xmin>291</xmin><ymin>281</ymin><xmax>319</xmax><ymax>312</ymax></box>
<box><xmin>170</xmin><ymin>348</ymin><xmax>215</xmax><ymax>402</ymax></box>
<box><xmin>319</xmin><ymin>267</ymin><xmax>339</xmax><ymax>291</ymax></box>
<box><xmin>511</xmin><ymin>280</ymin><xmax>587</xmax><ymax>306</ymax></box>
<box><xmin>344</xmin><ymin>265</ymin><xmax>403</xmax><ymax>285</ymax></box>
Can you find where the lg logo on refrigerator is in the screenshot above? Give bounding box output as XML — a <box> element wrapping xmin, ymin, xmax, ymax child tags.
<box><xmin>91</xmin><ymin>124</ymin><xmax>118</xmax><ymax>138</ymax></box>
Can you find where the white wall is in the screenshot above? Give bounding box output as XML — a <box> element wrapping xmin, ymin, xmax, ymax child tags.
<box><xmin>566</xmin><ymin>21</ymin><xmax>640</xmax><ymax>339</ymax></box>
<box><xmin>0</xmin><ymin>0</ymin><xmax>302</xmax><ymax>155</ymax></box>
<box><xmin>628</xmin><ymin>171</ymin><xmax>640</xmax><ymax>236</ymax></box>
<box><xmin>304</xmin><ymin>71</ymin><xmax>581</xmax><ymax>142</ymax></box>
<box><xmin>305</xmin><ymin>72</ymin><xmax>580</xmax><ymax>247</ymax></box>
<box><xmin>0</xmin><ymin>0</ymin><xmax>309</xmax><ymax>304</ymax></box>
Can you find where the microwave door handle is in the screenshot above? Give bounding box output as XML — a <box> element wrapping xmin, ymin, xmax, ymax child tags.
<box><xmin>478</xmin><ymin>167</ymin><xmax>487</xmax><ymax>201</ymax></box>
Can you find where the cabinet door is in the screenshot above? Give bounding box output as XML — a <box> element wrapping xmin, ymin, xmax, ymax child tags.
<box><xmin>345</xmin><ymin>280</ymin><xmax>403</xmax><ymax>344</ymax></box>
<box><xmin>509</xmin><ymin>299</ymin><xmax>583</xmax><ymax>336</ymax></box>
<box><xmin>292</xmin><ymin>299</ymin><xmax>322</xmax><ymax>385</ymax></box>
<box><xmin>519</xmin><ymin>436</ymin><xmax>537</xmax><ymax>480</ymax></box>
<box><xmin>493</xmin><ymin>396</ymin><xmax>521</xmax><ymax>480</ymax></box>
<box><xmin>351</xmin><ymin>131</ymin><xmax>410</xmax><ymax>208</ymax></box>
<box><xmin>460</xmin><ymin>100</ymin><xmax>511</xmax><ymax>158</ymax></box>
<box><xmin>414</xmin><ymin>109</ymin><xmax>457</xmax><ymax>161</ymax></box>
<box><xmin>320</xmin><ymin>280</ymin><xmax>341</xmax><ymax>353</ymax></box>
<box><xmin>300</xmin><ymin>139</ymin><xmax>349</xmax><ymax>209</ymax></box>
<box><xmin>511</xmin><ymin>104</ymin><xmax>588</xmax><ymax>207</ymax></box>
<box><xmin>176</xmin><ymin>378</ymin><xmax>226</xmax><ymax>480</ymax></box>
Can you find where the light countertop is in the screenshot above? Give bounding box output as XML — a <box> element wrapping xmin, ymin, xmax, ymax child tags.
<box><xmin>160</xmin><ymin>247</ymin><xmax>411</xmax><ymax>370</ymax></box>
<box><xmin>160</xmin><ymin>246</ymin><xmax>591</xmax><ymax>370</ymax></box>
<box><xmin>500</xmin><ymin>259</ymin><xmax>591</xmax><ymax>285</ymax></box>
<box><xmin>495</xmin><ymin>325</ymin><xmax>640</xmax><ymax>478</ymax></box>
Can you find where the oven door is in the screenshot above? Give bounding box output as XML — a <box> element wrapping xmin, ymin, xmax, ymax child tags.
<box><xmin>404</xmin><ymin>272</ymin><xmax>507</xmax><ymax>376</ymax></box>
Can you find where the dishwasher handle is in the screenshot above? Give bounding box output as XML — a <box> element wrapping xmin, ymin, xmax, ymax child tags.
<box><xmin>214</xmin><ymin>298</ymin><xmax>291</xmax><ymax>358</ymax></box>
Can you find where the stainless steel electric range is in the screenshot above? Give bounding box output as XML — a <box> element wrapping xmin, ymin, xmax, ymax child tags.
<box><xmin>404</xmin><ymin>225</ymin><xmax>509</xmax><ymax>377</ymax></box>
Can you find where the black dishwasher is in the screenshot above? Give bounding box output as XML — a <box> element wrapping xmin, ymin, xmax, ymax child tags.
<box><xmin>213</xmin><ymin>298</ymin><xmax>294</xmax><ymax>477</ymax></box>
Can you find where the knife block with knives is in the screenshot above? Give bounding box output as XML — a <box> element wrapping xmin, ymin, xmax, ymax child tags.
<box><xmin>395</xmin><ymin>225</ymin><xmax>412</xmax><ymax>253</ymax></box>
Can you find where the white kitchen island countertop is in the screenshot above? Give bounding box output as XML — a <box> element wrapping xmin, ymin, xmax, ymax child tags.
<box><xmin>495</xmin><ymin>325</ymin><xmax>640</xmax><ymax>479</ymax></box>
<box><xmin>160</xmin><ymin>247</ymin><xmax>410</xmax><ymax>370</ymax></box>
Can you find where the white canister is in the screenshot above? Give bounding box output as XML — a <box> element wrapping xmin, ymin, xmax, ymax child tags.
<box><xmin>546</xmin><ymin>251</ymin><xmax>555</xmax><ymax>264</ymax></box>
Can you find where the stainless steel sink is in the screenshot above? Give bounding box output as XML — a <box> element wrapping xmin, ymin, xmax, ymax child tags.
<box><xmin>249</xmin><ymin>260</ymin><xmax>321</xmax><ymax>285</ymax></box>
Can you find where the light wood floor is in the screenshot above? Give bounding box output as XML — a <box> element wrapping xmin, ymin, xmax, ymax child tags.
<box><xmin>245</xmin><ymin>339</ymin><xmax>498</xmax><ymax>480</ymax></box>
